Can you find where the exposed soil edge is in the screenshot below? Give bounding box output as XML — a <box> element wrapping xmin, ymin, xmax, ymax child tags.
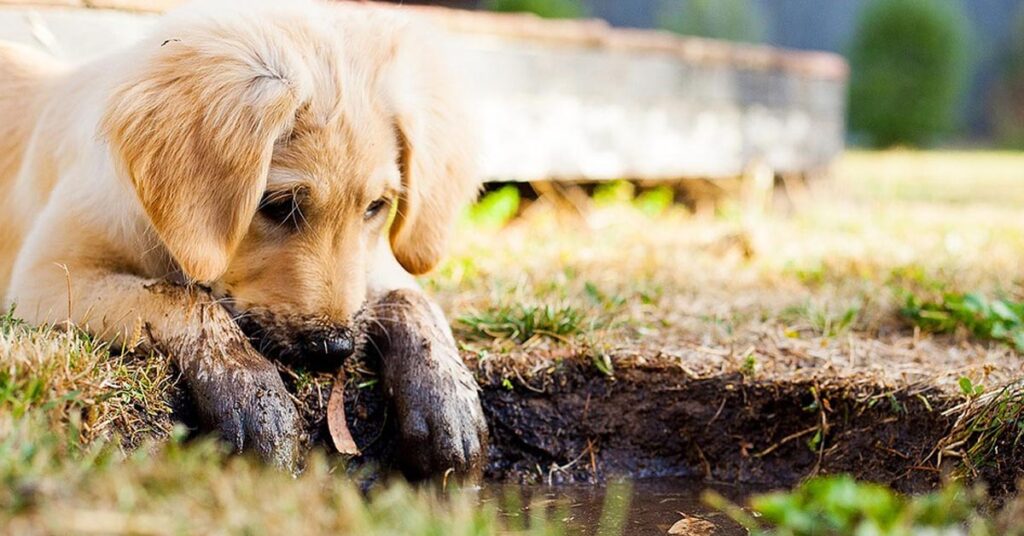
<box><xmin>161</xmin><ymin>356</ymin><xmax>1023</xmax><ymax>496</ymax></box>
<box><xmin>481</xmin><ymin>362</ymin><xmax>952</xmax><ymax>490</ymax></box>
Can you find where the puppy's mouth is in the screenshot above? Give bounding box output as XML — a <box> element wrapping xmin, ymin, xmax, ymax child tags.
<box><xmin>218</xmin><ymin>297</ymin><xmax>363</xmax><ymax>372</ymax></box>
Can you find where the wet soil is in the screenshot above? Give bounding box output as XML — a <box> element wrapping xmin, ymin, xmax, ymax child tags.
<box><xmin>273</xmin><ymin>354</ymin><xmax>1022</xmax><ymax>496</ymax></box>
<box><xmin>149</xmin><ymin>345</ymin><xmax>1024</xmax><ymax>501</ymax></box>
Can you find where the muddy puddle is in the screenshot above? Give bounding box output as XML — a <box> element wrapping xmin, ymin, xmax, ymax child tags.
<box><xmin>483</xmin><ymin>478</ymin><xmax>752</xmax><ymax>535</ymax></box>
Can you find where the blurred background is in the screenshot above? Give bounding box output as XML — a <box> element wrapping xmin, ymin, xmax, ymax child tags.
<box><xmin>388</xmin><ymin>0</ymin><xmax>1024</xmax><ymax>150</ymax></box>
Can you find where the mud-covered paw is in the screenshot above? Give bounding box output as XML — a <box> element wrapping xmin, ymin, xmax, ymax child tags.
<box><xmin>367</xmin><ymin>289</ymin><xmax>489</xmax><ymax>480</ymax></box>
<box><xmin>393</xmin><ymin>361</ymin><xmax>488</xmax><ymax>480</ymax></box>
<box><xmin>183</xmin><ymin>357</ymin><xmax>304</xmax><ymax>471</ymax></box>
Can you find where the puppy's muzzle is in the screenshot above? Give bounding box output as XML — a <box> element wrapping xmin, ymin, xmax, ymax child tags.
<box><xmin>231</xmin><ymin>309</ymin><xmax>357</xmax><ymax>372</ymax></box>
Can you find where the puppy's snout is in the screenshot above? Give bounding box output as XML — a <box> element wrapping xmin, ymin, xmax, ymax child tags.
<box><xmin>306</xmin><ymin>328</ymin><xmax>355</xmax><ymax>370</ymax></box>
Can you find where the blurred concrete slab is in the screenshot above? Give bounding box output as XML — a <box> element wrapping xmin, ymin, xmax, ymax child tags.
<box><xmin>0</xmin><ymin>1</ymin><xmax>848</xmax><ymax>182</ymax></box>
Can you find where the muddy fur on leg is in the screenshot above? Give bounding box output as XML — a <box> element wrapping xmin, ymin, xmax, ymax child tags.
<box><xmin>143</xmin><ymin>283</ymin><xmax>305</xmax><ymax>470</ymax></box>
<box><xmin>361</xmin><ymin>289</ymin><xmax>489</xmax><ymax>481</ymax></box>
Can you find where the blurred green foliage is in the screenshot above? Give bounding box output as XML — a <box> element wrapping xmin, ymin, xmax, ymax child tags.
<box><xmin>465</xmin><ymin>185</ymin><xmax>521</xmax><ymax>230</ymax></box>
<box><xmin>900</xmin><ymin>291</ymin><xmax>1024</xmax><ymax>352</ymax></box>
<box><xmin>483</xmin><ymin>0</ymin><xmax>585</xmax><ymax>19</ymax></box>
<box><xmin>992</xmin><ymin>5</ymin><xmax>1024</xmax><ymax>149</ymax></box>
<box><xmin>754</xmin><ymin>476</ymin><xmax>983</xmax><ymax>535</ymax></box>
<box><xmin>848</xmin><ymin>0</ymin><xmax>972</xmax><ymax>148</ymax></box>
<box><xmin>592</xmin><ymin>180</ymin><xmax>675</xmax><ymax>216</ymax></box>
<box><xmin>658</xmin><ymin>0</ymin><xmax>766</xmax><ymax>43</ymax></box>
<box><xmin>707</xmin><ymin>475</ymin><xmax>1024</xmax><ymax>535</ymax></box>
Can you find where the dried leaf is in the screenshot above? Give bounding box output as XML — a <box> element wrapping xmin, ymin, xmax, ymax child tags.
<box><xmin>667</xmin><ymin>514</ymin><xmax>717</xmax><ymax>535</ymax></box>
<box><xmin>327</xmin><ymin>372</ymin><xmax>360</xmax><ymax>456</ymax></box>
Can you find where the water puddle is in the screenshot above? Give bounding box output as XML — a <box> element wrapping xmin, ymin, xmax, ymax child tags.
<box><xmin>484</xmin><ymin>478</ymin><xmax>752</xmax><ymax>535</ymax></box>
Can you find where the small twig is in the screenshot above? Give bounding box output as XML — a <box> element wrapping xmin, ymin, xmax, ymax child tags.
<box><xmin>693</xmin><ymin>442</ymin><xmax>712</xmax><ymax>479</ymax></box>
<box><xmin>753</xmin><ymin>426</ymin><xmax>819</xmax><ymax>458</ymax></box>
<box><xmin>706</xmin><ymin>397</ymin><xmax>728</xmax><ymax>428</ymax></box>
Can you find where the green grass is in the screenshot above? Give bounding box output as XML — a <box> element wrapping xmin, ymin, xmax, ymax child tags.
<box><xmin>708</xmin><ymin>475</ymin><xmax>1024</xmax><ymax>536</ymax></box>
<box><xmin>900</xmin><ymin>291</ymin><xmax>1024</xmax><ymax>352</ymax></box>
<box><xmin>457</xmin><ymin>303</ymin><xmax>585</xmax><ymax>344</ymax></box>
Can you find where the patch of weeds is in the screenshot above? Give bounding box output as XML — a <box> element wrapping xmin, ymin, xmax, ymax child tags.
<box><xmin>794</xmin><ymin>265</ymin><xmax>826</xmax><ymax>287</ymax></box>
<box><xmin>780</xmin><ymin>302</ymin><xmax>861</xmax><ymax>338</ymax></box>
<box><xmin>886</xmin><ymin>393</ymin><xmax>905</xmax><ymax>415</ymax></box>
<box><xmin>0</xmin><ymin>304</ymin><xmax>25</xmax><ymax>335</ymax></box>
<box><xmin>465</xmin><ymin>185</ymin><xmax>521</xmax><ymax>229</ymax></box>
<box><xmin>705</xmin><ymin>475</ymin><xmax>1010</xmax><ymax>535</ymax></box>
<box><xmin>939</xmin><ymin>381</ymin><xmax>1024</xmax><ymax>479</ymax></box>
<box><xmin>457</xmin><ymin>304</ymin><xmax>585</xmax><ymax>343</ymax></box>
<box><xmin>900</xmin><ymin>291</ymin><xmax>1024</xmax><ymax>351</ymax></box>
<box><xmin>740</xmin><ymin>353</ymin><xmax>758</xmax><ymax>379</ymax></box>
<box><xmin>959</xmin><ymin>376</ymin><xmax>985</xmax><ymax>398</ymax></box>
<box><xmin>888</xmin><ymin>264</ymin><xmax>949</xmax><ymax>293</ymax></box>
<box><xmin>584</xmin><ymin>282</ymin><xmax>626</xmax><ymax>311</ymax></box>
<box><xmin>591</xmin><ymin>352</ymin><xmax>615</xmax><ymax>378</ymax></box>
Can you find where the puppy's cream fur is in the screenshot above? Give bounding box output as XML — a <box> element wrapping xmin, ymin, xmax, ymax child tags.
<box><xmin>0</xmin><ymin>1</ymin><xmax>480</xmax><ymax>465</ymax></box>
<box><xmin>0</xmin><ymin>1</ymin><xmax>476</xmax><ymax>336</ymax></box>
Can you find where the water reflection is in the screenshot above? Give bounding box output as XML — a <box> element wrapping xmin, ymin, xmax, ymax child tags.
<box><xmin>482</xmin><ymin>478</ymin><xmax>751</xmax><ymax>535</ymax></box>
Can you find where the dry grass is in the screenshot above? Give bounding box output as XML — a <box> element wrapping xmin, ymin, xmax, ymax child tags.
<box><xmin>0</xmin><ymin>313</ymin><xmax>174</xmax><ymax>448</ymax></box>
<box><xmin>431</xmin><ymin>151</ymin><xmax>1024</xmax><ymax>396</ymax></box>
<box><xmin>0</xmin><ymin>319</ymin><xmax>553</xmax><ymax>534</ymax></box>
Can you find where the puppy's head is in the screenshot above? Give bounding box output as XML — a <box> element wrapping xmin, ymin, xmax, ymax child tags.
<box><xmin>102</xmin><ymin>3</ymin><xmax>477</xmax><ymax>369</ymax></box>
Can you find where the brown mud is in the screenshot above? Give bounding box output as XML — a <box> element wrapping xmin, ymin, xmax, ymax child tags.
<box><xmin>257</xmin><ymin>353</ymin><xmax>1024</xmax><ymax>497</ymax></box>
<box><xmin>148</xmin><ymin>335</ymin><xmax>1024</xmax><ymax>497</ymax></box>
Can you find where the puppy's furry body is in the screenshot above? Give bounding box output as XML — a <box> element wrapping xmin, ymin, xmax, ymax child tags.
<box><xmin>0</xmin><ymin>1</ymin><xmax>486</xmax><ymax>473</ymax></box>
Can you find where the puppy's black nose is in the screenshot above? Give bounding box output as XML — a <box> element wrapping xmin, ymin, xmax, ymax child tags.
<box><xmin>307</xmin><ymin>329</ymin><xmax>355</xmax><ymax>370</ymax></box>
<box><xmin>323</xmin><ymin>335</ymin><xmax>354</xmax><ymax>359</ymax></box>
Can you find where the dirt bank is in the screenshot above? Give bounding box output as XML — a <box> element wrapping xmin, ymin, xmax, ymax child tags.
<box><xmin>258</xmin><ymin>350</ymin><xmax>1022</xmax><ymax>497</ymax></box>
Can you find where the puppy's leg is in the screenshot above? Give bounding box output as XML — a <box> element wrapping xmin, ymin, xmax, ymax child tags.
<box><xmin>365</xmin><ymin>249</ymin><xmax>488</xmax><ymax>479</ymax></box>
<box><xmin>8</xmin><ymin>266</ymin><xmax>303</xmax><ymax>469</ymax></box>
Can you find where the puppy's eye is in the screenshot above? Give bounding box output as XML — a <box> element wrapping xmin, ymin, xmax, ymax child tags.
<box><xmin>259</xmin><ymin>191</ymin><xmax>302</xmax><ymax>228</ymax></box>
<box><xmin>364</xmin><ymin>197</ymin><xmax>390</xmax><ymax>220</ymax></box>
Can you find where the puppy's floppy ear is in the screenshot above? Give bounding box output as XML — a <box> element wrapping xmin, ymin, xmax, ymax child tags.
<box><xmin>388</xmin><ymin>28</ymin><xmax>481</xmax><ymax>276</ymax></box>
<box><xmin>103</xmin><ymin>33</ymin><xmax>307</xmax><ymax>283</ymax></box>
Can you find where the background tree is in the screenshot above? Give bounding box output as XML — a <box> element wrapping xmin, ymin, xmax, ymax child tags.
<box><xmin>991</xmin><ymin>5</ymin><xmax>1024</xmax><ymax>149</ymax></box>
<box><xmin>847</xmin><ymin>0</ymin><xmax>972</xmax><ymax>148</ymax></box>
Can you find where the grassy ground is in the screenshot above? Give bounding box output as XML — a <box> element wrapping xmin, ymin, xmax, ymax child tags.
<box><xmin>438</xmin><ymin>150</ymin><xmax>1024</xmax><ymax>396</ymax></box>
<box><xmin>2</xmin><ymin>150</ymin><xmax>1024</xmax><ymax>533</ymax></box>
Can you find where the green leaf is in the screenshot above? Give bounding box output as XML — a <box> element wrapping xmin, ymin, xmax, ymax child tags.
<box><xmin>958</xmin><ymin>377</ymin><xmax>974</xmax><ymax>396</ymax></box>
<box><xmin>991</xmin><ymin>300</ymin><xmax>1021</xmax><ymax>323</ymax></box>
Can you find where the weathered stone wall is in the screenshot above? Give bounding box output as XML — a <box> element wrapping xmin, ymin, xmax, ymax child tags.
<box><xmin>0</xmin><ymin>1</ymin><xmax>848</xmax><ymax>181</ymax></box>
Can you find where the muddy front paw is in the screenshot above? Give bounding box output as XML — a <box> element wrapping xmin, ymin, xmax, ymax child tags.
<box><xmin>366</xmin><ymin>290</ymin><xmax>489</xmax><ymax>480</ymax></box>
<box><xmin>179</xmin><ymin>345</ymin><xmax>304</xmax><ymax>471</ymax></box>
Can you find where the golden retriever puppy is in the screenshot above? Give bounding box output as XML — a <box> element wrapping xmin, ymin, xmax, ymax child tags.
<box><xmin>0</xmin><ymin>0</ymin><xmax>487</xmax><ymax>475</ymax></box>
